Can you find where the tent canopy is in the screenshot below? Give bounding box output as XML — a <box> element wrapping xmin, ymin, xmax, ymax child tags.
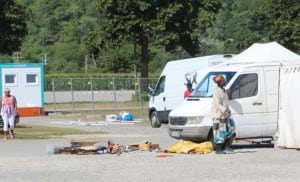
<box><xmin>278</xmin><ymin>64</ymin><xmax>300</xmax><ymax>149</ymax></box>
<box><xmin>233</xmin><ymin>42</ymin><xmax>300</xmax><ymax>62</ymax></box>
<box><xmin>232</xmin><ymin>42</ymin><xmax>300</xmax><ymax>148</ymax></box>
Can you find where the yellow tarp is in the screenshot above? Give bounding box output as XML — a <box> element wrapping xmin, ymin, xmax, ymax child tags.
<box><xmin>165</xmin><ymin>140</ymin><xmax>213</xmax><ymax>154</ymax></box>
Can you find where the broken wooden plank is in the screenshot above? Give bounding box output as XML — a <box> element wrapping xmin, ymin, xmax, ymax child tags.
<box><xmin>70</xmin><ymin>138</ymin><xmax>108</xmax><ymax>147</ymax></box>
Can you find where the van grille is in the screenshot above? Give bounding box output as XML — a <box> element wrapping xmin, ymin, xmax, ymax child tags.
<box><xmin>169</xmin><ymin>117</ymin><xmax>187</xmax><ymax>125</ymax></box>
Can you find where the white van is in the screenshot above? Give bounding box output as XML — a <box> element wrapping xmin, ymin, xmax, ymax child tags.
<box><xmin>168</xmin><ymin>61</ymin><xmax>297</xmax><ymax>142</ymax></box>
<box><xmin>148</xmin><ymin>55</ymin><xmax>233</xmax><ymax>128</ymax></box>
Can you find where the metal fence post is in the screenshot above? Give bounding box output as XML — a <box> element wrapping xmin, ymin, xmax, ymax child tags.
<box><xmin>52</xmin><ymin>78</ymin><xmax>57</xmax><ymax>113</ymax></box>
<box><xmin>90</xmin><ymin>78</ymin><xmax>95</xmax><ymax>113</ymax></box>
<box><xmin>69</xmin><ymin>78</ymin><xmax>75</xmax><ymax>114</ymax></box>
<box><xmin>112</xmin><ymin>77</ymin><xmax>118</xmax><ymax>113</ymax></box>
<box><xmin>138</xmin><ymin>78</ymin><xmax>144</xmax><ymax>120</ymax></box>
<box><xmin>45</xmin><ymin>77</ymin><xmax>158</xmax><ymax>118</ymax></box>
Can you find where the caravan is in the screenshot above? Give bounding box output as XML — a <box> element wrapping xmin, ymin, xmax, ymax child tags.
<box><xmin>168</xmin><ymin>42</ymin><xmax>300</xmax><ymax>142</ymax></box>
<box><xmin>148</xmin><ymin>55</ymin><xmax>233</xmax><ymax>128</ymax></box>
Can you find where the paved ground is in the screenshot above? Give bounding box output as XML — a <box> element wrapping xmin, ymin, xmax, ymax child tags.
<box><xmin>0</xmin><ymin>116</ymin><xmax>300</xmax><ymax>182</ymax></box>
<box><xmin>45</xmin><ymin>90</ymin><xmax>135</xmax><ymax>103</ymax></box>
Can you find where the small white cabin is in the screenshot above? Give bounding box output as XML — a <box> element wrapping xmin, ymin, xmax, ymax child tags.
<box><xmin>0</xmin><ymin>63</ymin><xmax>44</xmax><ymax>116</ymax></box>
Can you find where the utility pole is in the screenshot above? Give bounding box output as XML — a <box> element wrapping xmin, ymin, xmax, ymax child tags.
<box><xmin>43</xmin><ymin>53</ymin><xmax>48</xmax><ymax>65</ymax></box>
<box><xmin>12</xmin><ymin>52</ymin><xmax>23</xmax><ymax>62</ymax></box>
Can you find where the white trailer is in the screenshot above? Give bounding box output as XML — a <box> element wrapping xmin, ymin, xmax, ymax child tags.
<box><xmin>0</xmin><ymin>63</ymin><xmax>44</xmax><ymax>116</ymax></box>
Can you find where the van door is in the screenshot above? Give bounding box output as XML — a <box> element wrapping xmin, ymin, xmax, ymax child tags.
<box><xmin>149</xmin><ymin>76</ymin><xmax>168</xmax><ymax>121</ymax></box>
<box><xmin>228</xmin><ymin>69</ymin><xmax>264</xmax><ymax>138</ymax></box>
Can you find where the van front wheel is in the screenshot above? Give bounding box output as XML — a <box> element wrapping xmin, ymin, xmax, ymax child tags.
<box><xmin>150</xmin><ymin>111</ymin><xmax>161</xmax><ymax>128</ymax></box>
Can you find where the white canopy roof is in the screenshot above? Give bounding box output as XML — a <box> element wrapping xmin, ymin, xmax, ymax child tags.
<box><xmin>233</xmin><ymin>42</ymin><xmax>300</xmax><ymax>62</ymax></box>
<box><xmin>231</xmin><ymin>42</ymin><xmax>300</xmax><ymax>148</ymax></box>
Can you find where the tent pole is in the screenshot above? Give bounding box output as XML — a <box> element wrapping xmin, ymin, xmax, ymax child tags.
<box><xmin>276</xmin><ymin>63</ymin><xmax>283</xmax><ymax>132</ymax></box>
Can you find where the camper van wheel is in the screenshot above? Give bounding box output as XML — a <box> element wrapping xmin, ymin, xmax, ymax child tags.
<box><xmin>150</xmin><ymin>111</ymin><xmax>161</xmax><ymax>128</ymax></box>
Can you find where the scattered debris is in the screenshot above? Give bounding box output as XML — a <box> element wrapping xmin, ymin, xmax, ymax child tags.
<box><xmin>60</xmin><ymin>138</ymin><xmax>108</xmax><ymax>155</ymax></box>
<box><xmin>50</xmin><ymin>120</ymin><xmax>141</xmax><ymax>126</ymax></box>
<box><xmin>128</xmin><ymin>141</ymin><xmax>160</xmax><ymax>152</ymax></box>
<box><xmin>119</xmin><ymin>111</ymin><xmax>133</xmax><ymax>121</ymax></box>
<box><xmin>55</xmin><ymin>138</ymin><xmax>159</xmax><ymax>155</ymax></box>
<box><xmin>106</xmin><ymin>111</ymin><xmax>133</xmax><ymax>122</ymax></box>
<box><xmin>106</xmin><ymin>114</ymin><xmax>118</xmax><ymax>122</ymax></box>
<box><xmin>47</xmin><ymin>139</ymin><xmax>216</xmax><ymax>156</ymax></box>
<box><xmin>156</xmin><ymin>154</ymin><xmax>173</xmax><ymax>158</ymax></box>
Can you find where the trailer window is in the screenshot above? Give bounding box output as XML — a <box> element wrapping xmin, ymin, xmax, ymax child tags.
<box><xmin>229</xmin><ymin>73</ymin><xmax>258</xmax><ymax>99</ymax></box>
<box><xmin>4</xmin><ymin>74</ymin><xmax>17</xmax><ymax>86</ymax></box>
<box><xmin>26</xmin><ymin>73</ymin><xmax>38</xmax><ymax>85</ymax></box>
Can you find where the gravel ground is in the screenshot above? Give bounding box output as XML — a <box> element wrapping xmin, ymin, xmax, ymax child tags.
<box><xmin>0</xmin><ymin>116</ymin><xmax>300</xmax><ymax>182</ymax></box>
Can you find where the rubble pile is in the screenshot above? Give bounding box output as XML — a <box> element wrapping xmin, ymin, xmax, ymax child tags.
<box><xmin>57</xmin><ymin>138</ymin><xmax>160</xmax><ymax>155</ymax></box>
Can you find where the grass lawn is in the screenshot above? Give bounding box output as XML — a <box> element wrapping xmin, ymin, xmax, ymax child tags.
<box><xmin>1</xmin><ymin>124</ymin><xmax>104</xmax><ymax>140</ymax></box>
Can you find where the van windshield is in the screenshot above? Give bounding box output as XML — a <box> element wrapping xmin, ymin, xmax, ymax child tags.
<box><xmin>190</xmin><ymin>71</ymin><xmax>236</xmax><ymax>97</ymax></box>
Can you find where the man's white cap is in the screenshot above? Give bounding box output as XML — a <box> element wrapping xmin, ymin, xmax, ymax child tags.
<box><xmin>4</xmin><ymin>88</ymin><xmax>10</xmax><ymax>92</ymax></box>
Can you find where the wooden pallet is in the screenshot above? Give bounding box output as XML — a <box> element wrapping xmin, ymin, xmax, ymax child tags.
<box><xmin>60</xmin><ymin>138</ymin><xmax>109</xmax><ymax>155</ymax></box>
<box><xmin>128</xmin><ymin>141</ymin><xmax>160</xmax><ymax>151</ymax></box>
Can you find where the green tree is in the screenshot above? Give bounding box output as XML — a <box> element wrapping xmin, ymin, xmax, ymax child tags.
<box><xmin>253</xmin><ymin>0</ymin><xmax>300</xmax><ymax>52</ymax></box>
<box><xmin>20</xmin><ymin>0</ymin><xmax>99</xmax><ymax>73</ymax></box>
<box><xmin>97</xmin><ymin>42</ymin><xmax>135</xmax><ymax>73</ymax></box>
<box><xmin>209</xmin><ymin>0</ymin><xmax>263</xmax><ymax>54</ymax></box>
<box><xmin>97</xmin><ymin>0</ymin><xmax>222</xmax><ymax>78</ymax></box>
<box><xmin>0</xmin><ymin>0</ymin><xmax>29</xmax><ymax>55</ymax></box>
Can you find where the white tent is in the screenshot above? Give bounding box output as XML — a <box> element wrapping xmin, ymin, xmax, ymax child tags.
<box><xmin>277</xmin><ymin>64</ymin><xmax>300</xmax><ymax>148</ymax></box>
<box><xmin>232</xmin><ymin>42</ymin><xmax>300</xmax><ymax>148</ymax></box>
<box><xmin>232</xmin><ymin>42</ymin><xmax>300</xmax><ymax>62</ymax></box>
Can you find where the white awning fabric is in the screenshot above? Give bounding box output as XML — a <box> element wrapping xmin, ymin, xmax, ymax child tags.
<box><xmin>233</xmin><ymin>42</ymin><xmax>300</xmax><ymax>62</ymax></box>
<box><xmin>277</xmin><ymin>64</ymin><xmax>300</xmax><ymax>148</ymax></box>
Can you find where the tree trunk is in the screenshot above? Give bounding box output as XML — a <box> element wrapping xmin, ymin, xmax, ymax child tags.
<box><xmin>140</xmin><ymin>35</ymin><xmax>149</xmax><ymax>78</ymax></box>
<box><xmin>140</xmin><ymin>35</ymin><xmax>149</xmax><ymax>91</ymax></box>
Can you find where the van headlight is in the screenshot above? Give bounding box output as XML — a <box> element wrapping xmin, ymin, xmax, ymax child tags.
<box><xmin>186</xmin><ymin>116</ymin><xmax>204</xmax><ymax>124</ymax></box>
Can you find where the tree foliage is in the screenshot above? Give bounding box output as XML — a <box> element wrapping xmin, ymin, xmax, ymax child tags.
<box><xmin>96</xmin><ymin>0</ymin><xmax>222</xmax><ymax>78</ymax></box>
<box><xmin>2</xmin><ymin>0</ymin><xmax>300</xmax><ymax>77</ymax></box>
<box><xmin>0</xmin><ymin>0</ymin><xmax>29</xmax><ymax>54</ymax></box>
<box><xmin>210</xmin><ymin>0</ymin><xmax>263</xmax><ymax>53</ymax></box>
<box><xmin>19</xmin><ymin>0</ymin><xmax>99</xmax><ymax>73</ymax></box>
<box><xmin>252</xmin><ymin>0</ymin><xmax>300</xmax><ymax>52</ymax></box>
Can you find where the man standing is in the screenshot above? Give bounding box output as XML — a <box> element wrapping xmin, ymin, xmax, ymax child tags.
<box><xmin>184</xmin><ymin>82</ymin><xmax>193</xmax><ymax>99</ymax></box>
<box><xmin>1</xmin><ymin>88</ymin><xmax>18</xmax><ymax>140</ymax></box>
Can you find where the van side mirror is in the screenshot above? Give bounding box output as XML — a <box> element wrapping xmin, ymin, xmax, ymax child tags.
<box><xmin>147</xmin><ymin>86</ymin><xmax>155</xmax><ymax>96</ymax></box>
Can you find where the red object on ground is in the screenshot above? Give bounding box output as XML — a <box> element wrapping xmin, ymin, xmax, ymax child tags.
<box><xmin>156</xmin><ymin>154</ymin><xmax>173</xmax><ymax>158</ymax></box>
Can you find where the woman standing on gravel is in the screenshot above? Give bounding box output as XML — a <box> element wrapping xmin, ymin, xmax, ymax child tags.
<box><xmin>1</xmin><ymin>88</ymin><xmax>18</xmax><ymax>140</ymax></box>
<box><xmin>211</xmin><ymin>75</ymin><xmax>234</xmax><ymax>154</ymax></box>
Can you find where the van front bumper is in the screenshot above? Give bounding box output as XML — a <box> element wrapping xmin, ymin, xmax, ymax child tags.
<box><xmin>168</xmin><ymin>126</ymin><xmax>211</xmax><ymax>142</ymax></box>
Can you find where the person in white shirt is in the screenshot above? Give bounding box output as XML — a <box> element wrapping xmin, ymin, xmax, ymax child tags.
<box><xmin>1</xmin><ymin>88</ymin><xmax>18</xmax><ymax>140</ymax></box>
